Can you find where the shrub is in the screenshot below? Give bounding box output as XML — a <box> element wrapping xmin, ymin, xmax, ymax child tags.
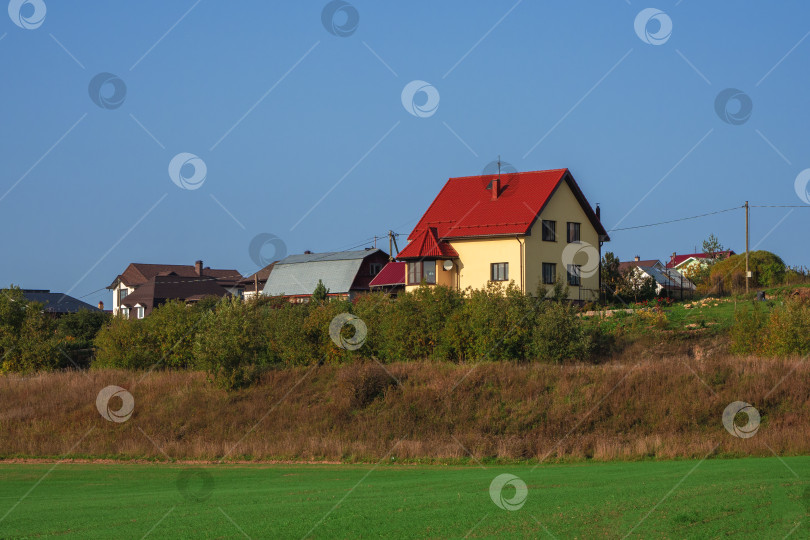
<box><xmin>532</xmin><ymin>301</ymin><xmax>591</xmax><ymax>363</ymax></box>
<box><xmin>0</xmin><ymin>286</ymin><xmax>62</xmax><ymax>373</ymax></box>
<box><xmin>337</xmin><ymin>363</ymin><xmax>395</xmax><ymax>407</ymax></box>
<box><xmin>144</xmin><ymin>300</ymin><xmax>209</xmax><ymax>369</ymax></box>
<box><xmin>710</xmin><ymin>251</ymin><xmax>786</xmax><ymax>294</ymax></box>
<box><xmin>265</xmin><ymin>303</ymin><xmax>313</xmax><ymax>366</ymax></box>
<box><xmin>451</xmin><ymin>282</ymin><xmax>535</xmax><ymax>362</ymax></box>
<box><xmin>352</xmin><ymin>292</ymin><xmax>393</xmax><ymax>360</ymax></box>
<box><xmin>194</xmin><ymin>296</ymin><xmax>275</xmax><ymax>389</ymax></box>
<box><xmin>762</xmin><ymin>298</ymin><xmax>810</xmax><ymax>357</ymax></box>
<box><xmin>56</xmin><ymin>309</ymin><xmax>110</xmax><ymax>368</ymax></box>
<box><xmin>373</xmin><ymin>285</ymin><xmax>463</xmax><ymax>362</ymax></box>
<box><xmin>93</xmin><ymin>316</ymin><xmax>156</xmax><ymax>369</ymax></box>
<box><xmin>730</xmin><ymin>304</ymin><xmax>766</xmax><ymax>355</ymax></box>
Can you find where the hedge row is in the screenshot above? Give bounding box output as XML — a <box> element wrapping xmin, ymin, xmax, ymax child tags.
<box><xmin>92</xmin><ymin>283</ymin><xmax>605</xmax><ymax>388</ymax></box>
<box><xmin>0</xmin><ymin>287</ymin><xmax>109</xmax><ymax>372</ymax></box>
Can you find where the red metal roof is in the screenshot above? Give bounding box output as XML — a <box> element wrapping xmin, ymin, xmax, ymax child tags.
<box><xmin>405</xmin><ymin>169</ymin><xmax>608</xmax><ymax>243</ymax></box>
<box><xmin>396</xmin><ymin>227</ymin><xmax>459</xmax><ymax>259</ymax></box>
<box><xmin>369</xmin><ymin>261</ymin><xmax>406</xmax><ymax>287</ymax></box>
<box><xmin>666</xmin><ymin>250</ymin><xmax>735</xmax><ymax>268</ymax></box>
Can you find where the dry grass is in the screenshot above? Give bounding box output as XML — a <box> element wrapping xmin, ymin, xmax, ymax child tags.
<box><xmin>1</xmin><ymin>350</ymin><xmax>807</xmax><ymax>462</ymax></box>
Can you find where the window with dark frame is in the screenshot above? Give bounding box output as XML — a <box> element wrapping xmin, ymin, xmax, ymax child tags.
<box><xmin>423</xmin><ymin>261</ymin><xmax>437</xmax><ymax>284</ymax></box>
<box><xmin>490</xmin><ymin>262</ymin><xmax>508</xmax><ymax>281</ymax></box>
<box><xmin>119</xmin><ymin>288</ymin><xmax>128</xmax><ymax>304</ymax></box>
<box><xmin>408</xmin><ymin>261</ymin><xmax>422</xmax><ymax>284</ymax></box>
<box><xmin>542</xmin><ymin>220</ymin><xmax>556</xmax><ymax>241</ymax></box>
<box><xmin>408</xmin><ymin>261</ymin><xmax>437</xmax><ymax>285</ymax></box>
<box><xmin>567</xmin><ymin>222</ymin><xmax>581</xmax><ymax>243</ymax></box>
<box><xmin>369</xmin><ymin>263</ymin><xmax>383</xmax><ymax>276</ymax></box>
<box><xmin>567</xmin><ymin>264</ymin><xmax>581</xmax><ymax>286</ymax></box>
<box><xmin>542</xmin><ymin>262</ymin><xmax>556</xmax><ymax>284</ymax></box>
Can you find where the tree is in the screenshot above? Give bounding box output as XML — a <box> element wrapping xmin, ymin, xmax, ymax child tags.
<box><xmin>710</xmin><ymin>251</ymin><xmax>786</xmax><ymax>292</ymax></box>
<box><xmin>0</xmin><ymin>286</ymin><xmax>61</xmax><ymax>373</ymax></box>
<box><xmin>311</xmin><ymin>280</ymin><xmax>330</xmax><ymax>303</ymax></box>
<box><xmin>624</xmin><ymin>270</ymin><xmax>658</xmax><ymax>302</ymax></box>
<box><xmin>600</xmin><ymin>252</ymin><xmax>624</xmax><ymax>303</ymax></box>
<box><xmin>702</xmin><ymin>234</ymin><xmax>725</xmax><ymax>259</ymax></box>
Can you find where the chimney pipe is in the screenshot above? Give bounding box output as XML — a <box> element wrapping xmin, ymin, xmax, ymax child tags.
<box><xmin>595</xmin><ymin>203</ymin><xmax>601</xmax><ymax>220</ymax></box>
<box><xmin>491</xmin><ymin>177</ymin><xmax>500</xmax><ymax>201</ymax></box>
<box><xmin>195</xmin><ymin>260</ymin><xmax>203</xmax><ymax>276</ymax></box>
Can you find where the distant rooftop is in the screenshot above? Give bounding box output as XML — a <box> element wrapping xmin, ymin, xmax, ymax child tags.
<box><xmin>22</xmin><ymin>290</ymin><xmax>100</xmax><ymax>313</ymax></box>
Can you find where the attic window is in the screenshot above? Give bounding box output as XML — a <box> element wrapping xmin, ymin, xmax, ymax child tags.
<box><xmin>567</xmin><ymin>222</ymin><xmax>581</xmax><ymax>243</ymax></box>
<box><xmin>542</xmin><ymin>220</ymin><xmax>556</xmax><ymax>242</ymax></box>
<box><xmin>370</xmin><ymin>263</ymin><xmax>383</xmax><ymax>276</ymax></box>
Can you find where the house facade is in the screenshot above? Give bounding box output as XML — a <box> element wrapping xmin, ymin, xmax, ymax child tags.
<box><xmin>396</xmin><ymin>169</ymin><xmax>609</xmax><ymax>301</ymax></box>
<box><xmin>107</xmin><ymin>260</ymin><xmax>242</xmax><ymax>315</ymax></box>
<box><xmin>625</xmin><ymin>266</ymin><xmax>695</xmax><ymax>296</ymax></box>
<box><xmin>240</xmin><ymin>262</ymin><xmax>276</xmax><ymax>301</ymax></box>
<box><xmin>261</xmin><ymin>248</ymin><xmax>389</xmax><ymax>301</ymax></box>
<box><xmin>118</xmin><ymin>275</ymin><xmax>232</xmax><ymax>319</ymax></box>
<box><xmin>666</xmin><ymin>250</ymin><xmax>735</xmax><ymax>270</ymax></box>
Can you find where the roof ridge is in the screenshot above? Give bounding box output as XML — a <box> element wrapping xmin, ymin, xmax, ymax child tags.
<box><xmin>447</xmin><ymin>168</ymin><xmax>568</xmax><ymax>181</ymax></box>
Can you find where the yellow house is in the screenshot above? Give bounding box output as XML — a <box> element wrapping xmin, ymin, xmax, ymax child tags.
<box><xmin>395</xmin><ymin>168</ymin><xmax>610</xmax><ymax>301</ymax></box>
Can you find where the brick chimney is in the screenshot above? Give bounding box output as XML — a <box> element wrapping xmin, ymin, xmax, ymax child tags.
<box><xmin>195</xmin><ymin>260</ymin><xmax>203</xmax><ymax>276</ymax></box>
<box><xmin>97</xmin><ymin>301</ymin><xmax>104</xmax><ymax>310</ymax></box>
<box><xmin>304</xmin><ymin>250</ymin><xmax>312</xmax><ymax>254</ymax></box>
<box><xmin>634</xmin><ymin>256</ymin><xmax>640</xmax><ymax>262</ymax></box>
<box><xmin>491</xmin><ymin>177</ymin><xmax>500</xmax><ymax>201</ymax></box>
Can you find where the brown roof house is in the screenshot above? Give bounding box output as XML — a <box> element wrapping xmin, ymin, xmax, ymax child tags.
<box><xmin>107</xmin><ymin>260</ymin><xmax>241</xmax><ymax>317</ymax></box>
<box><xmin>239</xmin><ymin>262</ymin><xmax>277</xmax><ymax>301</ymax></box>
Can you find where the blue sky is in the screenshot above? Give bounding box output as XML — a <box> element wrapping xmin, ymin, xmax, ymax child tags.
<box><xmin>2</xmin><ymin>1</ymin><xmax>809</xmax><ymax>306</ymax></box>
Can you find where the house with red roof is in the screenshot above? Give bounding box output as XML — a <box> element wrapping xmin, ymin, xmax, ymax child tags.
<box><xmin>369</xmin><ymin>261</ymin><xmax>406</xmax><ymax>295</ymax></box>
<box><xmin>393</xmin><ymin>168</ymin><xmax>609</xmax><ymax>301</ymax></box>
<box><xmin>666</xmin><ymin>250</ymin><xmax>735</xmax><ymax>270</ymax></box>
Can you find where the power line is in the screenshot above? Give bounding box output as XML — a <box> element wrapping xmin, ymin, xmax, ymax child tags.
<box><xmin>749</xmin><ymin>205</ymin><xmax>810</xmax><ymax>208</ymax></box>
<box><xmin>609</xmin><ymin>206</ymin><xmax>743</xmax><ymax>232</ymax></box>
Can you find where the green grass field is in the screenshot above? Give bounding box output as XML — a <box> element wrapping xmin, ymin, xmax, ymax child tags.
<box><xmin>1</xmin><ymin>457</ymin><xmax>808</xmax><ymax>538</ymax></box>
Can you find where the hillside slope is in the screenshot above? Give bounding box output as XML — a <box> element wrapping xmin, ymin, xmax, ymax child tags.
<box><xmin>1</xmin><ymin>351</ymin><xmax>807</xmax><ymax>462</ymax></box>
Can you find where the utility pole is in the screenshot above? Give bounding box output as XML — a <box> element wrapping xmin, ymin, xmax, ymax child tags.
<box><xmin>745</xmin><ymin>201</ymin><xmax>750</xmax><ymax>295</ymax></box>
<box><xmin>388</xmin><ymin>231</ymin><xmax>393</xmax><ymax>262</ymax></box>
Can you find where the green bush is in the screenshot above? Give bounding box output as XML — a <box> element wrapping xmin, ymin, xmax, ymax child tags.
<box><xmin>729</xmin><ymin>304</ymin><xmax>767</xmax><ymax>355</ymax></box>
<box><xmin>145</xmin><ymin>300</ymin><xmax>208</xmax><ymax>369</ymax></box>
<box><xmin>532</xmin><ymin>301</ymin><xmax>591</xmax><ymax>363</ymax></box>
<box><xmin>763</xmin><ymin>299</ymin><xmax>810</xmax><ymax>357</ymax></box>
<box><xmin>93</xmin><ymin>316</ymin><xmax>155</xmax><ymax>369</ymax></box>
<box><xmin>450</xmin><ymin>282</ymin><xmax>535</xmax><ymax>362</ymax></box>
<box><xmin>84</xmin><ymin>282</ymin><xmax>603</xmax><ymax>384</ymax></box>
<box><xmin>710</xmin><ymin>251</ymin><xmax>786</xmax><ymax>294</ymax></box>
<box><xmin>0</xmin><ymin>286</ymin><xmax>62</xmax><ymax>373</ymax></box>
<box><xmin>194</xmin><ymin>296</ymin><xmax>275</xmax><ymax>389</ymax></box>
<box><xmin>730</xmin><ymin>298</ymin><xmax>810</xmax><ymax>357</ymax></box>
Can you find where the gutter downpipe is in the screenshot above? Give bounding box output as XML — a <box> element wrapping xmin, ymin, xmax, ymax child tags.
<box><xmin>516</xmin><ymin>235</ymin><xmax>525</xmax><ymax>294</ymax></box>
